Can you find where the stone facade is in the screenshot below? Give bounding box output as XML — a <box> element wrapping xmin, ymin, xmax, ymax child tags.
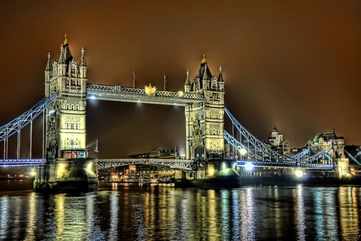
<box><xmin>44</xmin><ymin>35</ymin><xmax>87</xmax><ymax>159</ymax></box>
<box><xmin>184</xmin><ymin>56</ymin><xmax>225</xmax><ymax>160</ymax></box>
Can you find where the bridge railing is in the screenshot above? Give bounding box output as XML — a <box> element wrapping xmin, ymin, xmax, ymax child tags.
<box><xmin>96</xmin><ymin>158</ymin><xmax>194</xmax><ymax>171</ymax></box>
<box><xmin>0</xmin><ymin>159</ymin><xmax>46</xmax><ymax>167</ymax></box>
<box><xmin>87</xmin><ymin>84</ymin><xmax>204</xmax><ymax>104</ymax></box>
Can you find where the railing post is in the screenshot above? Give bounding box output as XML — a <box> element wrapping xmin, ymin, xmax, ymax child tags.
<box><xmin>16</xmin><ymin>130</ymin><xmax>21</xmax><ymax>159</ymax></box>
<box><xmin>5</xmin><ymin>137</ymin><xmax>8</xmax><ymax>160</ymax></box>
<box><xmin>29</xmin><ymin>119</ymin><xmax>33</xmax><ymax>159</ymax></box>
<box><xmin>2</xmin><ymin>139</ymin><xmax>5</xmax><ymax>160</ymax></box>
<box><xmin>42</xmin><ymin>109</ymin><xmax>45</xmax><ymax>159</ymax></box>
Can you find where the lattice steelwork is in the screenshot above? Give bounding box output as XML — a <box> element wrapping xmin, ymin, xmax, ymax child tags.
<box><xmin>224</xmin><ymin>107</ymin><xmax>334</xmax><ymax>169</ymax></box>
<box><xmin>96</xmin><ymin>158</ymin><xmax>193</xmax><ymax>171</ymax></box>
<box><xmin>87</xmin><ymin>84</ymin><xmax>204</xmax><ymax>106</ymax></box>
<box><xmin>0</xmin><ymin>94</ymin><xmax>57</xmax><ymax>141</ymax></box>
<box><xmin>0</xmin><ymin>159</ymin><xmax>46</xmax><ymax>167</ymax></box>
<box><xmin>0</xmin><ymin>94</ymin><xmax>57</xmax><ymax>160</ymax></box>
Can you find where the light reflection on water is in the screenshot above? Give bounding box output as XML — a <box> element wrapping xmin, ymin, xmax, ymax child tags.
<box><xmin>0</xmin><ymin>184</ymin><xmax>360</xmax><ymax>240</ymax></box>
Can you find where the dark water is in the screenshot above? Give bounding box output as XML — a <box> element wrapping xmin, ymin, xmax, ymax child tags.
<box><xmin>0</xmin><ymin>183</ymin><xmax>361</xmax><ymax>241</ymax></box>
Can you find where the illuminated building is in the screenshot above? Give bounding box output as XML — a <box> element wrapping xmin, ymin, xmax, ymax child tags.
<box><xmin>184</xmin><ymin>55</ymin><xmax>225</xmax><ymax>160</ymax></box>
<box><xmin>268</xmin><ymin>127</ymin><xmax>291</xmax><ymax>155</ymax></box>
<box><xmin>44</xmin><ymin>34</ymin><xmax>87</xmax><ymax>158</ymax></box>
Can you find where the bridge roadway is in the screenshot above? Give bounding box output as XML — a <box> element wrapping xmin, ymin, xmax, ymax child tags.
<box><xmin>0</xmin><ymin>158</ymin><xmax>194</xmax><ymax>171</ymax></box>
<box><xmin>87</xmin><ymin>84</ymin><xmax>204</xmax><ymax>106</ymax></box>
<box><xmin>0</xmin><ymin>158</ymin><xmax>335</xmax><ymax>171</ymax></box>
<box><xmin>96</xmin><ymin>158</ymin><xmax>194</xmax><ymax>171</ymax></box>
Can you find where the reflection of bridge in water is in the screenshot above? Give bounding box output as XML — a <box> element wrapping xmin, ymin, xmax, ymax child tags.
<box><xmin>0</xmin><ymin>35</ymin><xmax>354</xmax><ymax>190</ymax></box>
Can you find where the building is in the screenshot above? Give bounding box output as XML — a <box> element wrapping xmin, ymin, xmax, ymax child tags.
<box><xmin>184</xmin><ymin>55</ymin><xmax>225</xmax><ymax>160</ymax></box>
<box><xmin>268</xmin><ymin>127</ymin><xmax>291</xmax><ymax>155</ymax></box>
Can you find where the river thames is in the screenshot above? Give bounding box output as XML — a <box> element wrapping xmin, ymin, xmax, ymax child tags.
<box><xmin>0</xmin><ymin>183</ymin><xmax>360</xmax><ymax>241</ymax></box>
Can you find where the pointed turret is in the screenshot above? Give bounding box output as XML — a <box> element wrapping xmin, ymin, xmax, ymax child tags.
<box><xmin>197</xmin><ymin>54</ymin><xmax>212</xmax><ymax>80</ymax></box>
<box><xmin>45</xmin><ymin>52</ymin><xmax>51</xmax><ymax>71</ymax></box>
<box><xmin>80</xmin><ymin>48</ymin><xmax>86</xmax><ymax>66</ymax></box>
<box><xmin>45</xmin><ymin>52</ymin><xmax>52</xmax><ymax>97</ymax></box>
<box><xmin>58</xmin><ymin>33</ymin><xmax>73</xmax><ymax>65</ymax></box>
<box><xmin>217</xmin><ymin>65</ymin><xmax>224</xmax><ymax>82</ymax></box>
<box><xmin>79</xmin><ymin>48</ymin><xmax>87</xmax><ymax>79</ymax></box>
<box><xmin>217</xmin><ymin>65</ymin><xmax>224</xmax><ymax>91</ymax></box>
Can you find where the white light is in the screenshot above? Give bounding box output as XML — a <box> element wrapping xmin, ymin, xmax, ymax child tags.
<box><xmin>239</xmin><ymin>147</ymin><xmax>247</xmax><ymax>156</ymax></box>
<box><xmin>48</xmin><ymin>110</ymin><xmax>55</xmax><ymax>115</ymax></box>
<box><xmin>294</xmin><ymin>169</ymin><xmax>304</xmax><ymax>178</ymax></box>
<box><xmin>244</xmin><ymin>162</ymin><xmax>254</xmax><ymax>172</ymax></box>
<box><xmin>89</xmin><ymin>95</ymin><xmax>97</xmax><ymax>100</ymax></box>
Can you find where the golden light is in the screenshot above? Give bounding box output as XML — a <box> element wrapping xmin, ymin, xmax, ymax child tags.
<box><xmin>294</xmin><ymin>169</ymin><xmax>305</xmax><ymax>178</ymax></box>
<box><xmin>177</xmin><ymin>90</ymin><xmax>184</xmax><ymax>97</ymax></box>
<box><xmin>207</xmin><ymin>164</ymin><xmax>216</xmax><ymax>177</ymax></box>
<box><xmin>144</xmin><ymin>83</ymin><xmax>156</xmax><ymax>96</ymax></box>
<box><xmin>84</xmin><ymin>161</ymin><xmax>96</xmax><ymax>176</ymax></box>
<box><xmin>56</xmin><ymin>162</ymin><xmax>68</xmax><ymax>179</ymax></box>
<box><xmin>29</xmin><ymin>168</ymin><xmax>37</xmax><ymax>177</ymax></box>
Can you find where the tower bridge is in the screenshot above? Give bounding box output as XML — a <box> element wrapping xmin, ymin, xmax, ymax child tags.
<box><xmin>0</xmin><ymin>35</ymin><xmax>354</xmax><ymax>190</ymax></box>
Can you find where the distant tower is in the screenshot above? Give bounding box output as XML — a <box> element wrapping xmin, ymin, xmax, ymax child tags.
<box><xmin>44</xmin><ymin>34</ymin><xmax>87</xmax><ymax>159</ymax></box>
<box><xmin>184</xmin><ymin>55</ymin><xmax>225</xmax><ymax>160</ymax></box>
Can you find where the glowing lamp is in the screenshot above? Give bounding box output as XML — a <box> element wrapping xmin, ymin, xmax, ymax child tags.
<box><xmin>144</xmin><ymin>83</ymin><xmax>156</xmax><ymax>96</ymax></box>
<box><xmin>89</xmin><ymin>95</ymin><xmax>97</xmax><ymax>100</ymax></box>
<box><xmin>239</xmin><ymin>147</ymin><xmax>247</xmax><ymax>156</ymax></box>
<box><xmin>244</xmin><ymin>162</ymin><xmax>254</xmax><ymax>172</ymax></box>
<box><xmin>29</xmin><ymin>168</ymin><xmax>36</xmax><ymax>177</ymax></box>
<box><xmin>48</xmin><ymin>110</ymin><xmax>55</xmax><ymax>115</ymax></box>
<box><xmin>294</xmin><ymin>169</ymin><xmax>304</xmax><ymax>178</ymax></box>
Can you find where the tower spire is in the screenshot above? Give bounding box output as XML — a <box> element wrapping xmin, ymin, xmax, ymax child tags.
<box><xmin>80</xmin><ymin>48</ymin><xmax>86</xmax><ymax>66</ymax></box>
<box><xmin>217</xmin><ymin>65</ymin><xmax>224</xmax><ymax>82</ymax></box>
<box><xmin>186</xmin><ymin>69</ymin><xmax>190</xmax><ymax>83</ymax></box>
<box><xmin>45</xmin><ymin>52</ymin><xmax>51</xmax><ymax>71</ymax></box>
<box><xmin>163</xmin><ymin>74</ymin><xmax>167</xmax><ymax>90</ymax></box>
<box><xmin>202</xmin><ymin>62</ymin><xmax>210</xmax><ymax>80</ymax></box>
<box><xmin>201</xmin><ymin>53</ymin><xmax>207</xmax><ymax>64</ymax></box>
<box><xmin>63</xmin><ymin>33</ymin><xmax>68</xmax><ymax>45</ymax></box>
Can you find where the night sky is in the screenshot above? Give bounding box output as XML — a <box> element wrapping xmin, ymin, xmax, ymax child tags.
<box><xmin>0</xmin><ymin>1</ymin><xmax>360</xmax><ymax>157</ymax></box>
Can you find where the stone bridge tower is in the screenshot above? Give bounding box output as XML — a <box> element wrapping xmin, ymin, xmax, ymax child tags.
<box><xmin>44</xmin><ymin>35</ymin><xmax>87</xmax><ymax>159</ymax></box>
<box><xmin>35</xmin><ymin>35</ymin><xmax>95</xmax><ymax>192</ymax></box>
<box><xmin>184</xmin><ymin>55</ymin><xmax>225</xmax><ymax>161</ymax></box>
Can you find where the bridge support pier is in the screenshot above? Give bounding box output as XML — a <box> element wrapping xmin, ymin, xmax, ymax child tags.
<box><xmin>33</xmin><ymin>158</ymin><xmax>98</xmax><ymax>192</ymax></box>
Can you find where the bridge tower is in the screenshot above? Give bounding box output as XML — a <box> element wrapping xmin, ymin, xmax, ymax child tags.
<box><xmin>184</xmin><ymin>55</ymin><xmax>225</xmax><ymax>161</ymax></box>
<box><xmin>46</xmin><ymin>35</ymin><xmax>87</xmax><ymax>155</ymax></box>
<box><xmin>35</xmin><ymin>35</ymin><xmax>96</xmax><ymax>191</ymax></box>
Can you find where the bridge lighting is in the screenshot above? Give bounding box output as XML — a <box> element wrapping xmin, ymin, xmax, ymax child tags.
<box><xmin>244</xmin><ymin>162</ymin><xmax>255</xmax><ymax>172</ymax></box>
<box><xmin>29</xmin><ymin>168</ymin><xmax>36</xmax><ymax>177</ymax></box>
<box><xmin>85</xmin><ymin>161</ymin><xmax>95</xmax><ymax>176</ymax></box>
<box><xmin>294</xmin><ymin>169</ymin><xmax>305</xmax><ymax>178</ymax></box>
<box><xmin>239</xmin><ymin>147</ymin><xmax>247</xmax><ymax>156</ymax></box>
<box><xmin>177</xmin><ymin>90</ymin><xmax>184</xmax><ymax>97</ymax></box>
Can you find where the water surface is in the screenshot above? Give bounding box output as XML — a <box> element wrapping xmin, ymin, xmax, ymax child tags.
<box><xmin>0</xmin><ymin>182</ymin><xmax>360</xmax><ymax>241</ymax></box>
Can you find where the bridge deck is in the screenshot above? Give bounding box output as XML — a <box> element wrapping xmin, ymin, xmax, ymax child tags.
<box><xmin>87</xmin><ymin>84</ymin><xmax>204</xmax><ymax>106</ymax></box>
<box><xmin>96</xmin><ymin>158</ymin><xmax>194</xmax><ymax>171</ymax></box>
